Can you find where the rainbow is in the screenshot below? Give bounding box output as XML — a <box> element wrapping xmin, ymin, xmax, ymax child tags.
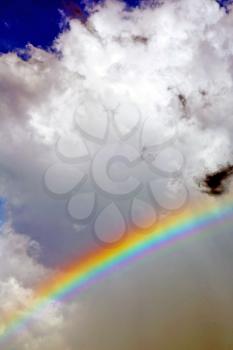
<box><xmin>1</xmin><ymin>197</ymin><xmax>233</xmax><ymax>344</ymax></box>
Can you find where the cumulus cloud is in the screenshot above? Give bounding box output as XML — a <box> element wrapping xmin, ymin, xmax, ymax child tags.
<box><xmin>0</xmin><ymin>0</ymin><xmax>233</xmax><ymax>258</ymax></box>
<box><xmin>1</xmin><ymin>0</ymin><xmax>233</xmax><ymax>255</ymax></box>
<box><xmin>1</xmin><ymin>0</ymin><xmax>233</xmax><ymax>348</ymax></box>
<box><xmin>0</xmin><ymin>222</ymin><xmax>72</xmax><ymax>350</ymax></box>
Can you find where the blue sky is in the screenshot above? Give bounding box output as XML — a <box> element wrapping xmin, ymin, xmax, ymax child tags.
<box><xmin>0</xmin><ymin>0</ymin><xmax>67</xmax><ymax>54</ymax></box>
<box><xmin>0</xmin><ymin>0</ymin><xmax>139</xmax><ymax>55</ymax></box>
<box><xmin>0</xmin><ymin>0</ymin><xmax>231</xmax><ymax>56</ymax></box>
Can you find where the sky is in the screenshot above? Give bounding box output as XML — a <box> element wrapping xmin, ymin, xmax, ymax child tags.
<box><xmin>0</xmin><ymin>0</ymin><xmax>231</xmax><ymax>55</ymax></box>
<box><xmin>0</xmin><ymin>0</ymin><xmax>233</xmax><ymax>349</ymax></box>
<box><xmin>0</xmin><ymin>198</ymin><xmax>5</xmax><ymax>226</ymax></box>
<box><xmin>0</xmin><ymin>0</ymin><xmax>139</xmax><ymax>55</ymax></box>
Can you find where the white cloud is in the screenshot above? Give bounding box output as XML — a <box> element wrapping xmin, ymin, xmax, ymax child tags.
<box><xmin>0</xmin><ymin>0</ymin><xmax>232</xmax><ymax>253</ymax></box>
<box><xmin>0</xmin><ymin>222</ymin><xmax>72</xmax><ymax>350</ymax></box>
<box><xmin>0</xmin><ymin>0</ymin><xmax>233</xmax><ymax>348</ymax></box>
